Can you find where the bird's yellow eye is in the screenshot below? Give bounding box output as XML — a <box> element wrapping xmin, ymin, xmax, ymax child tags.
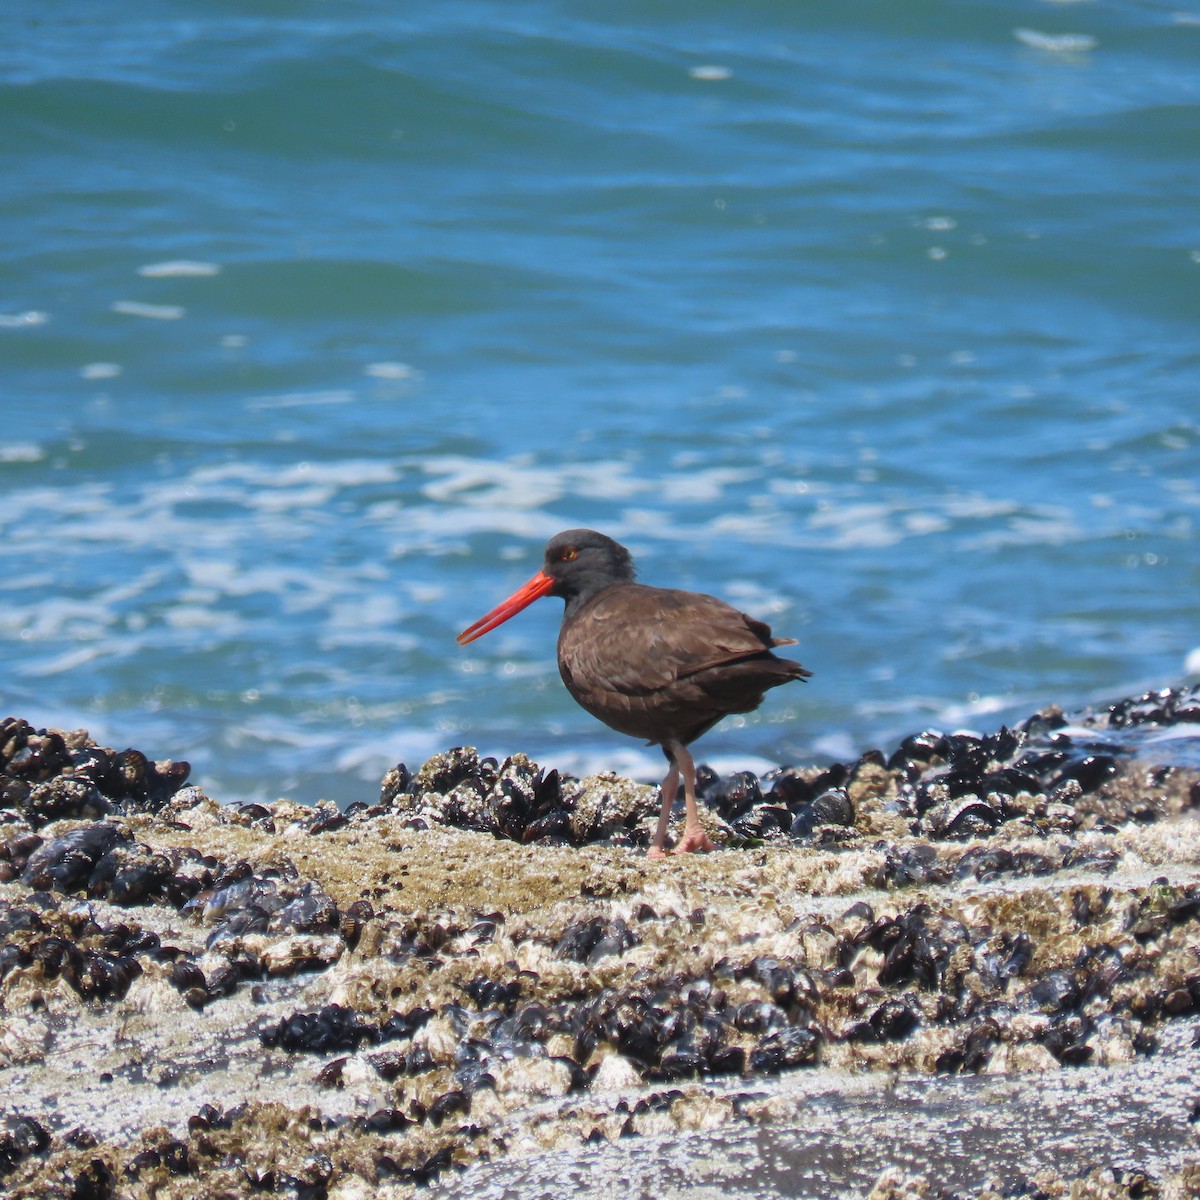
<box><xmin>561</xmin><ymin>546</ymin><xmax>578</xmax><ymax>561</ymax></box>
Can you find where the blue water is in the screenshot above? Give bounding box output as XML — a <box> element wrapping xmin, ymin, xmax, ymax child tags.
<box><xmin>2</xmin><ymin>2</ymin><xmax>1198</xmax><ymax>804</ymax></box>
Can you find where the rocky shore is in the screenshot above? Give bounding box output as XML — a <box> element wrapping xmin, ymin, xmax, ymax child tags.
<box><xmin>2</xmin><ymin>686</ymin><xmax>1199</xmax><ymax>1199</ymax></box>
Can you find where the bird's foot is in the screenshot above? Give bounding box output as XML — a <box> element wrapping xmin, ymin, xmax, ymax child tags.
<box><xmin>671</xmin><ymin>825</ymin><xmax>716</xmax><ymax>855</ymax></box>
<box><xmin>646</xmin><ymin>844</ymin><xmax>669</xmax><ymax>860</ymax></box>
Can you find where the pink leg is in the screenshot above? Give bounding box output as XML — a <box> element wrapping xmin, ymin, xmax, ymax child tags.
<box><xmin>667</xmin><ymin>741</ymin><xmax>715</xmax><ymax>855</ymax></box>
<box><xmin>647</xmin><ymin>760</ymin><xmax>679</xmax><ymax>858</ymax></box>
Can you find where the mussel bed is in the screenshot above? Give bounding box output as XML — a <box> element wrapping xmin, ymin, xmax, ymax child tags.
<box><xmin>1</xmin><ymin>689</ymin><xmax>1199</xmax><ymax>1198</ymax></box>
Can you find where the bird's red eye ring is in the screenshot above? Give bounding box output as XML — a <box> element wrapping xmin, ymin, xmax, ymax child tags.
<box><xmin>561</xmin><ymin>547</ymin><xmax>578</xmax><ymax>561</ymax></box>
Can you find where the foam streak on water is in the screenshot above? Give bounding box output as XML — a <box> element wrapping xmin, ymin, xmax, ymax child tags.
<box><xmin>1</xmin><ymin>3</ymin><xmax>1198</xmax><ymax>803</ymax></box>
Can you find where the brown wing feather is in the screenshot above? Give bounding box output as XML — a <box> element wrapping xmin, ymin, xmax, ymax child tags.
<box><xmin>557</xmin><ymin>583</ymin><xmax>810</xmax><ymax>745</ymax></box>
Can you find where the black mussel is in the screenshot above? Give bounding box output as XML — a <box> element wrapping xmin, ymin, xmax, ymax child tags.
<box><xmin>868</xmin><ymin>997</ymin><xmax>919</xmax><ymax>1040</ymax></box>
<box><xmin>923</xmin><ymin>797</ymin><xmax>1002</xmax><ymax>840</ymax></box>
<box><xmin>1051</xmin><ymin>755</ymin><xmax>1117</xmax><ymax>793</ymax></box>
<box><xmin>762</xmin><ymin>766</ymin><xmax>813</xmax><ymax>807</ymax></box>
<box><xmin>733</xmin><ymin>805</ymin><xmax>791</xmax><ymax>839</ymax></box>
<box><xmin>21</xmin><ymin>823</ymin><xmax>126</xmax><ymax>893</ymax></box>
<box><xmin>702</xmin><ymin>771</ymin><xmax>763</xmax><ymax>821</ymax></box>
<box><xmin>749</xmin><ymin>1026</ymin><xmax>819</xmax><ymax>1073</ymax></box>
<box><xmin>261</xmin><ymin>1004</ymin><xmax>376</xmax><ymax>1054</ymax></box>
<box><xmin>791</xmin><ymin>787</ymin><xmax>853</xmax><ymax>838</ymax></box>
<box><xmin>428</xmin><ymin>1090</ymin><xmax>470</xmax><ymax>1127</ymax></box>
<box><xmin>0</xmin><ymin>1114</ymin><xmax>51</xmax><ymax>1173</ymax></box>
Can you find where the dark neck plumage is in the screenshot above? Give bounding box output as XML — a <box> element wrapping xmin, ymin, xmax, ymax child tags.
<box><xmin>560</xmin><ymin>572</ymin><xmax>633</xmax><ymax>622</ymax></box>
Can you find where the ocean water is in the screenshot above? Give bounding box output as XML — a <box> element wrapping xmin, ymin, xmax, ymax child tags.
<box><xmin>2</xmin><ymin>1</ymin><xmax>1198</xmax><ymax>805</ymax></box>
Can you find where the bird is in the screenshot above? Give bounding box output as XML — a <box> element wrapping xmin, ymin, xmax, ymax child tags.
<box><xmin>456</xmin><ymin>529</ymin><xmax>812</xmax><ymax>857</ymax></box>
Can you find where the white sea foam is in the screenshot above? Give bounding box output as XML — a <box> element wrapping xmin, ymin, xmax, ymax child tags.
<box><xmin>137</xmin><ymin>260</ymin><xmax>221</xmax><ymax>277</ymax></box>
<box><xmin>81</xmin><ymin>362</ymin><xmax>123</xmax><ymax>379</ymax></box>
<box><xmin>26</xmin><ymin>645</ymin><xmax>107</xmax><ymax>677</ymax></box>
<box><xmin>1014</xmin><ymin>27</ymin><xmax>1097</xmax><ymax>52</ymax></box>
<box><xmin>364</xmin><ymin>361</ymin><xmax>415</xmax><ymax>379</ymax></box>
<box><xmin>111</xmin><ymin>300</ymin><xmax>186</xmax><ymax>320</ymax></box>
<box><xmin>245</xmin><ymin>389</ymin><xmax>355</xmax><ymax>409</ymax></box>
<box><xmin>0</xmin><ymin>310</ymin><xmax>48</xmax><ymax>327</ymax></box>
<box><xmin>0</xmin><ymin>443</ymin><xmax>45</xmax><ymax>463</ymax></box>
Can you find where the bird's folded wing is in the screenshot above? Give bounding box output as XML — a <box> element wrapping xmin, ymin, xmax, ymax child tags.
<box><xmin>567</xmin><ymin>587</ymin><xmax>783</xmax><ymax>696</ymax></box>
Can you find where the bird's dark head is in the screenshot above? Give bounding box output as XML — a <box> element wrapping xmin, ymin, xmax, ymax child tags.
<box><xmin>541</xmin><ymin>529</ymin><xmax>636</xmax><ymax>601</ymax></box>
<box><xmin>456</xmin><ymin>529</ymin><xmax>636</xmax><ymax>645</ymax></box>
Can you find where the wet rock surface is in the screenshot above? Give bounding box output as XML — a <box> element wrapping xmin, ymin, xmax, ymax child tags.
<box><xmin>0</xmin><ymin>686</ymin><xmax>1198</xmax><ymax>1198</ymax></box>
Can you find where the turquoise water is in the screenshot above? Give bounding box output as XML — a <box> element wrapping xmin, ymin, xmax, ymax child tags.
<box><xmin>2</xmin><ymin>2</ymin><xmax>1198</xmax><ymax>803</ymax></box>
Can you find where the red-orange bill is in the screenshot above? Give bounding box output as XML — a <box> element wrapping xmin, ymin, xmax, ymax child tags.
<box><xmin>456</xmin><ymin>570</ymin><xmax>555</xmax><ymax>645</ymax></box>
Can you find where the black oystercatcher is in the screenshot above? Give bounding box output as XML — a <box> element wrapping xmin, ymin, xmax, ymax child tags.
<box><xmin>457</xmin><ymin>529</ymin><xmax>812</xmax><ymax>857</ymax></box>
